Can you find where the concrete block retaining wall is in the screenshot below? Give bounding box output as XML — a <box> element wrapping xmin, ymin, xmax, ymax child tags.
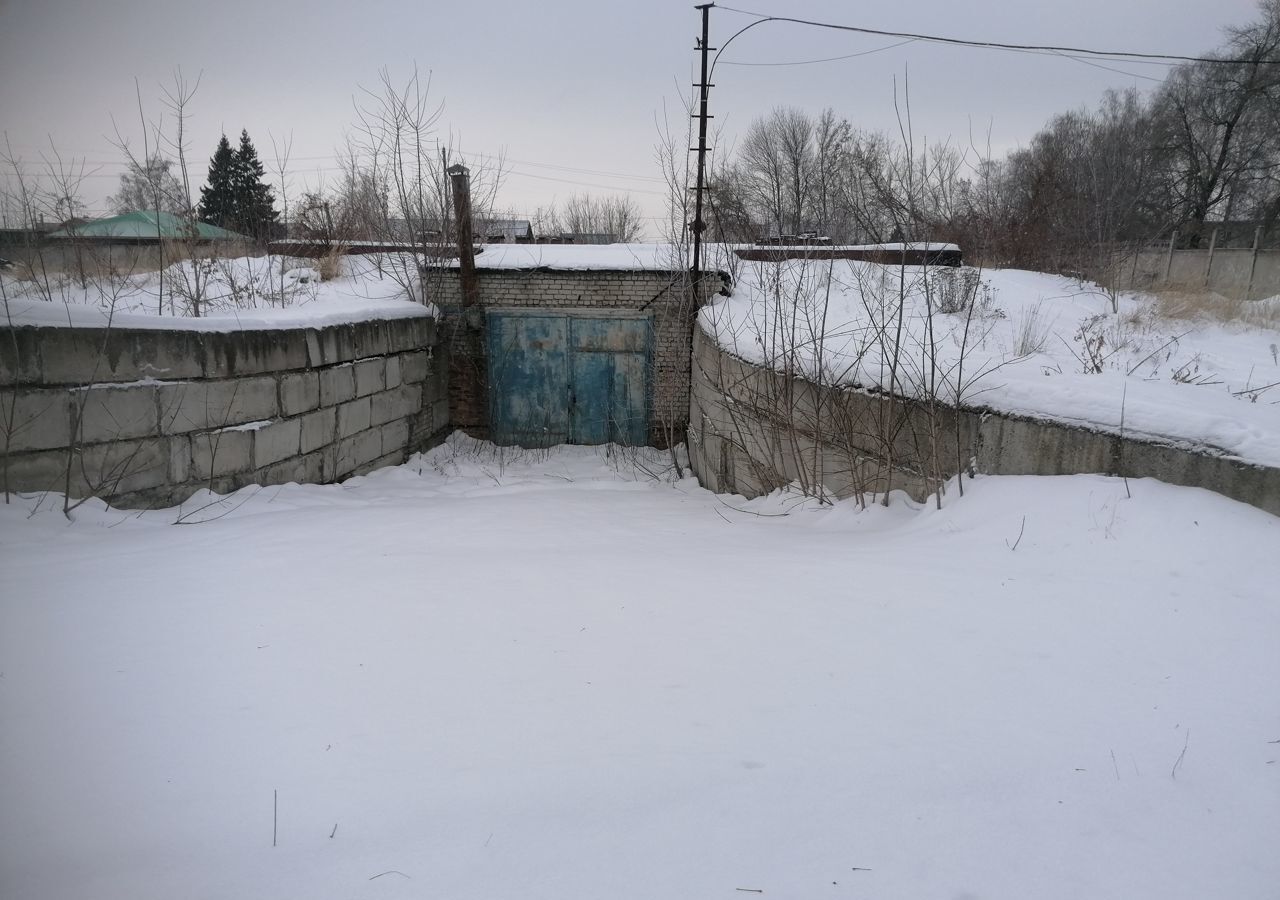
<box><xmin>688</xmin><ymin>327</ymin><xmax>1280</xmax><ymax>516</ymax></box>
<box><xmin>1</xmin><ymin>316</ymin><xmax>447</xmax><ymax>508</ymax></box>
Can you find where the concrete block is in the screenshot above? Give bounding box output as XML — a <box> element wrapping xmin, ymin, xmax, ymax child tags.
<box><xmin>0</xmin><ymin>388</ymin><xmax>72</xmax><ymax>452</ymax></box>
<box><xmin>353</xmin><ymin>358</ymin><xmax>386</xmax><ymax>397</ymax></box>
<box><xmin>385</xmin><ymin>356</ymin><xmax>402</xmax><ymax>389</ymax></box>
<box><xmin>158</xmin><ymin>377</ymin><xmax>278</xmax><ymax>434</ymax></box>
<box><xmin>0</xmin><ymin>447</ymin><xmax>70</xmax><ymax>495</ymax></box>
<box><xmin>371</xmin><ymin>385</ymin><xmax>423</xmax><ymax>427</ymax></box>
<box><xmin>298</xmin><ymin>407</ymin><xmax>337</xmax><ymax>454</ymax></box>
<box><xmin>334</xmin><ymin>427</ymin><xmax>382</xmax><ymax>477</ymax></box>
<box><xmin>304</xmin><ymin>330</ymin><xmax>324</xmax><ymax>369</ymax></box>
<box><xmin>400</xmin><ymin>351</ymin><xmax>430</xmax><ymax>384</ymax></box>
<box><xmin>201</xmin><ymin>330</ymin><xmax>309</xmax><ymax>378</ymax></box>
<box><xmin>74</xmin><ymin>437</ymin><xmax>170</xmax><ymax>498</ymax></box>
<box><xmin>73</xmin><ymin>384</ymin><xmax>159</xmax><ymax>443</ymax></box>
<box><xmin>189</xmin><ymin>428</ymin><xmax>255</xmax><ymax>480</ymax></box>
<box><xmin>352</xmin><ymin>449</ymin><xmax>403</xmax><ymax>478</ymax></box>
<box><xmin>431</xmin><ymin>398</ymin><xmax>449</xmax><ymax>430</ymax></box>
<box><xmin>256</xmin><ymin>450</ymin><xmax>324</xmax><ymax>488</ymax></box>
<box><xmin>322</xmin><ymin>325</ymin><xmax>359</xmax><ymax>366</ymax></box>
<box><xmin>336</xmin><ymin>396</ymin><xmax>372</xmax><ymax>437</ymax></box>
<box><xmin>279</xmin><ymin>371</ymin><xmax>320</xmax><ymax>416</ymax></box>
<box><xmin>352</xmin><ymin>321</ymin><xmax>391</xmax><ymax>358</ymax></box>
<box><xmin>386</xmin><ymin>317</ymin><xmax>434</xmax><ymax>353</ymax></box>
<box><xmin>252</xmin><ymin>418</ymin><xmax>302</xmax><ymax>468</ymax></box>
<box><xmin>380</xmin><ymin>419</ymin><xmax>410</xmax><ymax>455</ymax></box>
<box><xmin>168</xmin><ymin>434</ymin><xmax>191</xmax><ymax>483</ymax></box>
<box><xmin>39</xmin><ymin>328</ymin><xmax>205</xmax><ymax>385</ymax></box>
<box><xmin>319</xmin><ymin>364</ymin><xmax>356</xmax><ymax>407</ymax></box>
<box><xmin>0</xmin><ymin>328</ymin><xmax>43</xmax><ymax>387</ymax></box>
<box><xmin>320</xmin><ymin>445</ymin><xmax>339</xmax><ymax>483</ymax></box>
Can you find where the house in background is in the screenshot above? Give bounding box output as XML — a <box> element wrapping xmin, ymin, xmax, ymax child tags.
<box><xmin>42</xmin><ymin>210</ymin><xmax>250</xmax><ymax>272</ymax></box>
<box><xmin>479</xmin><ymin>218</ymin><xmax>534</xmax><ymax>243</ymax></box>
<box><xmin>49</xmin><ymin>210</ymin><xmax>248</xmax><ymax>244</ymax></box>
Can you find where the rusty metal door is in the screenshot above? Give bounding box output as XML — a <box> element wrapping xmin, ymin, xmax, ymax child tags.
<box><xmin>487</xmin><ymin>311</ymin><xmax>649</xmax><ymax>447</ymax></box>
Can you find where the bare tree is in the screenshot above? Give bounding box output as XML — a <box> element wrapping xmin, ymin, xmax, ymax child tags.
<box><xmin>559</xmin><ymin>193</ymin><xmax>644</xmax><ymax>241</ymax></box>
<box><xmin>347</xmin><ymin>65</ymin><xmax>505</xmax><ymax>303</ymax></box>
<box><xmin>1148</xmin><ymin>0</ymin><xmax>1280</xmax><ymax>244</ymax></box>
<box><xmin>108</xmin><ymin>155</ymin><xmax>188</xmax><ymax>215</ymax></box>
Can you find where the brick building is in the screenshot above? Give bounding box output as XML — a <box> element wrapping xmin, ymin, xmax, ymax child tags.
<box><xmin>428</xmin><ymin>244</ymin><xmax>725</xmax><ymax>448</ymax></box>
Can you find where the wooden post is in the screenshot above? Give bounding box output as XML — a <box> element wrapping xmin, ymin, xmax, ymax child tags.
<box><xmin>445</xmin><ymin>162</ymin><xmax>487</xmax><ymax>434</ymax></box>
<box><xmin>448</xmin><ymin>164</ymin><xmax>479</xmax><ymax>312</ymax></box>
<box><xmin>1163</xmin><ymin>229</ymin><xmax>1178</xmax><ymax>284</ymax></box>
<box><xmin>1203</xmin><ymin>227</ymin><xmax>1218</xmax><ymax>288</ymax></box>
<box><xmin>1245</xmin><ymin>226</ymin><xmax>1263</xmax><ymax>302</ymax></box>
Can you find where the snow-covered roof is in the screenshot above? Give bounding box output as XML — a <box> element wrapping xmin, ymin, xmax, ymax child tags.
<box><xmin>49</xmin><ymin>211</ymin><xmax>248</xmax><ymax>242</ymax></box>
<box><xmin>458</xmin><ymin>243</ymin><xmax>688</xmax><ymax>272</ymax></box>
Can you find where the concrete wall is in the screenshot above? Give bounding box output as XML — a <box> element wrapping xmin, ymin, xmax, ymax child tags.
<box><xmin>1</xmin><ymin>316</ymin><xmax>447</xmax><ymax>509</ymax></box>
<box><xmin>688</xmin><ymin>328</ymin><xmax>1280</xmax><ymax>516</ymax></box>
<box><xmin>1122</xmin><ymin>247</ymin><xmax>1280</xmax><ymax>300</ymax></box>
<box><xmin>435</xmin><ymin>268</ymin><xmax>713</xmax><ymax>446</ymax></box>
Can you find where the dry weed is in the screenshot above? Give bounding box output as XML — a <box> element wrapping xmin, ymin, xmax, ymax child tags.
<box><xmin>1152</xmin><ymin>287</ymin><xmax>1280</xmax><ymax>329</ymax></box>
<box><xmin>318</xmin><ymin>246</ymin><xmax>345</xmax><ymax>282</ymax></box>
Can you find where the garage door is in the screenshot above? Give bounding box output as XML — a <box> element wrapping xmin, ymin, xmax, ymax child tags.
<box><xmin>487</xmin><ymin>311</ymin><xmax>650</xmax><ymax>447</ymax></box>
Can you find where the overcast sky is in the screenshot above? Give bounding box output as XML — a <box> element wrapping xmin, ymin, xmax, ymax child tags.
<box><xmin>0</xmin><ymin>0</ymin><xmax>1266</xmax><ymax>234</ymax></box>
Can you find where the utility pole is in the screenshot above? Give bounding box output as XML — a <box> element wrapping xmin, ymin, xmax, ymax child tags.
<box><xmin>691</xmin><ymin>3</ymin><xmax>714</xmax><ymax>301</ymax></box>
<box><xmin>447</xmin><ymin>163</ymin><xmax>479</xmax><ymax>315</ymax></box>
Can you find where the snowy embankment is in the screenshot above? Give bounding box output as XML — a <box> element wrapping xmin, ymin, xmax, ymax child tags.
<box><xmin>0</xmin><ymin>255</ymin><xmax>433</xmax><ymax>331</ymax></box>
<box><xmin>1</xmin><ymin>436</ymin><xmax>1277</xmax><ymax>900</ymax></box>
<box><xmin>702</xmin><ymin>261</ymin><xmax>1280</xmax><ymax>468</ymax></box>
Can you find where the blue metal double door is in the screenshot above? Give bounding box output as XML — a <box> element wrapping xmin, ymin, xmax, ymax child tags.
<box><xmin>487</xmin><ymin>311</ymin><xmax>651</xmax><ymax>447</ymax></box>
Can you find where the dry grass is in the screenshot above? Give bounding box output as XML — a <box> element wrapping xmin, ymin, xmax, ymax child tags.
<box><xmin>1152</xmin><ymin>287</ymin><xmax>1280</xmax><ymax>330</ymax></box>
<box><xmin>1013</xmin><ymin>300</ymin><xmax>1055</xmax><ymax>357</ymax></box>
<box><xmin>318</xmin><ymin>246</ymin><xmax>345</xmax><ymax>282</ymax></box>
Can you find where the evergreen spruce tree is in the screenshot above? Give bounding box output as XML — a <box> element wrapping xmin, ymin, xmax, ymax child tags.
<box><xmin>231</xmin><ymin>129</ymin><xmax>278</xmax><ymax>242</ymax></box>
<box><xmin>198</xmin><ymin>135</ymin><xmax>237</xmax><ymax>229</ymax></box>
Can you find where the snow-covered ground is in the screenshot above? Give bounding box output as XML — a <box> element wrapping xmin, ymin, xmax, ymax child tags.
<box><xmin>2</xmin><ymin>435</ymin><xmax>1277</xmax><ymax>900</ymax></box>
<box><xmin>0</xmin><ymin>255</ymin><xmax>432</xmax><ymax>331</ymax></box>
<box><xmin>703</xmin><ymin>260</ymin><xmax>1280</xmax><ymax>468</ymax></box>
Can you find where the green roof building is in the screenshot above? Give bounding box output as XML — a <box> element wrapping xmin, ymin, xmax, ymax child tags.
<box><xmin>49</xmin><ymin>211</ymin><xmax>248</xmax><ymax>242</ymax></box>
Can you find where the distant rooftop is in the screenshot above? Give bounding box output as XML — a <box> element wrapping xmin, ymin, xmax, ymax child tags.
<box><xmin>49</xmin><ymin>211</ymin><xmax>248</xmax><ymax>242</ymax></box>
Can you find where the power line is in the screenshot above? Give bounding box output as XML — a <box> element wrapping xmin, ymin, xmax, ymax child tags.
<box><xmin>716</xmin><ymin>4</ymin><xmax>1280</xmax><ymax>66</ymax></box>
<box><xmin>718</xmin><ymin>37</ymin><xmax>918</xmax><ymax>67</ymax></box>
<box><xmin>719</xmin><ymin>36</ymin><xmax>1168</xmax><ymax>81</ymax></box>
<box><xmin>3</xmin><ymin>147</ymin><xmax>666</xmax><ymax>186</ymax></box>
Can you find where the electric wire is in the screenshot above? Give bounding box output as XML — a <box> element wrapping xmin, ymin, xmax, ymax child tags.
<box><xmin>715</xmin><ymin>4</ymin><xmax>1280</xmax><ymax>66</ymax></box>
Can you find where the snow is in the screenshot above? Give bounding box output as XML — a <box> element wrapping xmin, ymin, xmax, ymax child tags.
<box><xmin>0</xmin><ymin>255</ymin><xmax>434</xmax><ymax>331</ymax></box>
<box><xmin>751</xmin><ymin>241</ymin><xmax>961</xmax><ymax>252</ymax></box>
<box><xmin>702</xmin><ymin>260</ymin><xmax>1280</xmax><ymax>468</ymax></box>
<box><xmin>453</xmin><ymin>242</ymin><xmax>959</xmax><ymax>271</ymax></box>
<box><xmin>1</xmin><ymin>434</ymin><xmax>1277</xmax><ymax>900</ymax></box>
<box><xmin>457</xmin><ymin>242</ymin><xmax>686</xmax><ymax>271</ymax></box>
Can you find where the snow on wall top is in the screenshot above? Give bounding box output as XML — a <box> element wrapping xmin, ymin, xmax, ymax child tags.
<box><xmin>449</xmin><ymin>243</ymin><xmax>960</xmax><ymax>271</ymax></box>
<box><xmin>458</xmin><ymin>243</ymin><xmax>685</xmax><ymax>272</ymax></box>
<box><xmin>1</xmin><ymin>295</ymin><xmax>433</xmax><ymax>332</ymax></box>
<box><xmin>0</xmin><ymin>255</ymin><xmax>436</xmax><ymax>332</ymax></box>
<box><xmin>700</xmin><ymin>259</ymin><xmax>1280</xmax><ymax>469</ymax></box>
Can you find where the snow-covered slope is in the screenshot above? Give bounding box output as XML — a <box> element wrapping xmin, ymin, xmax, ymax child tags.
<box><xmin>1</xmin><ymin>255</ymin><xmax>432</xmax><ymax>331</ymax></box>
<box><xmin>702</xmin><ymin>261</ymin><xmax>1280</xmax><ymax>467</ymax></box>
